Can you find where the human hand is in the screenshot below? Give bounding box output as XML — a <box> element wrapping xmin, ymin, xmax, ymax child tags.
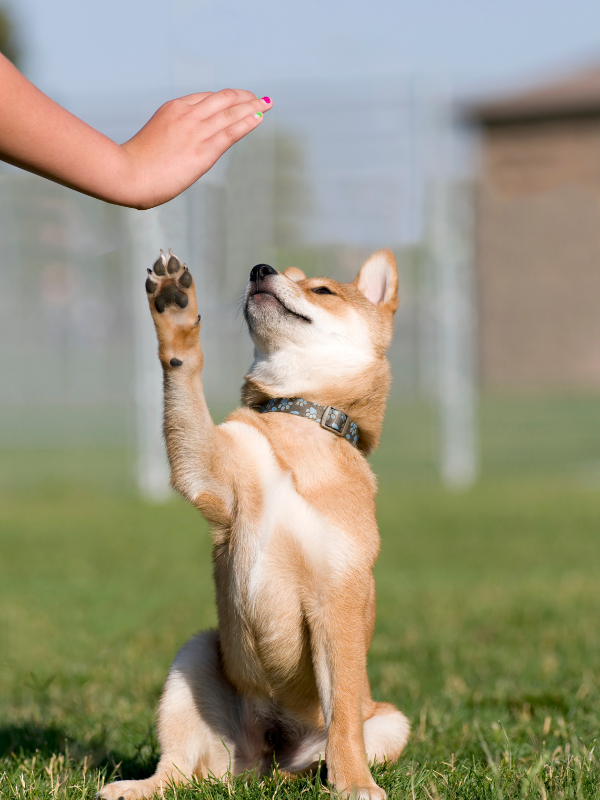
<box><xmin>0</xmin><ymin>54</ymin><xmax>272</xmax><ymax>209</ymax></box>
<box><xmin>121</xmin><ymin>89</ymin><xmax>272</xmax><ymax>209</ymax></box>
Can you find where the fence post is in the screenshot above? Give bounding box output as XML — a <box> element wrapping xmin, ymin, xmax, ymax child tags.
<box><xmin>428</xmin><ymin>91</ymin><xmax>478</xmax><ymax>488</ymax></box>
<box><xmin>128</xmin><ymin>208</ymin><xmax>171</xmax><ymax>501</ymax></box>
<box><xmin>437</xmin><ymin>181</ymin><xmax>478</xmax><ymax>487</ymax></box>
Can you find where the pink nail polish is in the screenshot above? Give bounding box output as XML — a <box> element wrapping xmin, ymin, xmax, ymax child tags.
<box><xmin>261</xmin><ymin>96</ymin><xmax>271</xmax><ymax>104</ymax></box>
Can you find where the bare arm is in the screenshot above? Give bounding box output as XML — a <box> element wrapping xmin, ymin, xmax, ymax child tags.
<box><xmin>0</xmin><ymin>53</ymin><xmax>272</xmax><ymax>209</ymax></box>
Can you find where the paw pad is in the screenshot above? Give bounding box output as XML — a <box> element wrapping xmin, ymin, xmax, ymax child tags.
<box><xmin>155</xmin><ymin>284</ymin><xmax>188</xmax><ymax>313</ymax></box>
<box><xmin>146</xmin><ymin>250</ymin><xmax>194</xmax><ymax>314</ymax></box>
<box><xmin>179</xmin><ymin>270</ymin><xmax>192</xmax><ymax>289</ymax></box>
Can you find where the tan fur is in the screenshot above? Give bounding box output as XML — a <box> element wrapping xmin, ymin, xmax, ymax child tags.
<box><xmin>98</xmin><ymin>248</ymin><xmax>409</xmax><ymax>800</ymax></box>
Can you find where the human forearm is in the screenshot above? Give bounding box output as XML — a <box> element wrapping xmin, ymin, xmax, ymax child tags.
<box><xmin>0</xmin><ymin>54</ymin><xmax>271</xmax><ymax>209</ymax></box>
<box><xmin>0</xmin><ymin>55</ymin><xmax>140</xmax><ymax>204</ymax></box>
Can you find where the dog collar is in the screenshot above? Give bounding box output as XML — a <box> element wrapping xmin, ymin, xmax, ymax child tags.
<box><xmin>253</xmin><ymin>398</ymin><xmax>360</xmax><ymax>448</ymax></box>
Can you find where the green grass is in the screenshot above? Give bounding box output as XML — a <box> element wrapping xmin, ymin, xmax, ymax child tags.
<box><xmin>2</xmin><ymin>397</ymin><xmax>600</xmax><ymax>798</ymax></box>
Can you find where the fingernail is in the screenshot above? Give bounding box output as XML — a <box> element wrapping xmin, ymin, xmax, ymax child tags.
<box><xmin>261</xmin><ymin>96</ymin><xmax>271</xmax><ymax>104</ymax></box>
<box><xmin>255</xmin><ymin>111</ymin><xmax>263</xmax><ymax>118</ymax></box>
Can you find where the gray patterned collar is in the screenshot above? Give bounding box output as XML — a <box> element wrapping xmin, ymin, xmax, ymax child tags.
<box><xmin>253</xmin><ymin>397</ymin><xmax>360</xmax><ymax>448</ymax></box>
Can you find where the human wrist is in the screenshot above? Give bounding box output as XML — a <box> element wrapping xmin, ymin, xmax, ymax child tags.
<box><xmin>117</xmin><ymin>141</ymin><xmax>173</xmax><ymax>210</ymax></box>
<box><xmin>110</xmin><ymin>143</ymin><xmax>149</xmax><ymax>209</ymax></box>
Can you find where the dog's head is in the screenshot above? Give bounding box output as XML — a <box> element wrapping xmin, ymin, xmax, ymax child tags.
<box><xmin>241</xmin><ymin>249</ymin><xmax>399</xmax><ymax>453</ymax></box>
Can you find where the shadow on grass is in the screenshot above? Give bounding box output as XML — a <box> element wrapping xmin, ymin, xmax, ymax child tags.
<box><xmin>0</xmin><ymin>723</ymin><xmax>159</xmax><ymax>780</ymax></box>
<box><xmin>1</xmin><ymin>723</ymin><xmax>334</xmax><ymax>789</ymax></box>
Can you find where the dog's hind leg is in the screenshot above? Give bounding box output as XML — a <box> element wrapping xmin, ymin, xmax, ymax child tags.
<box><xmin>98</xmin><ymin>631</ymin><xmax>257</xmax><ymax>800</ymax></box>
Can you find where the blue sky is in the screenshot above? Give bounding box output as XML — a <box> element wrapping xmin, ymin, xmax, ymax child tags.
<box><xmin>11</xmin><ymin>0</ymin><xmax>600</xmax><ymax>104</ymax></box>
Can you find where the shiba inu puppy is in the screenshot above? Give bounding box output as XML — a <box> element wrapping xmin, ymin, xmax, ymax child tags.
<box><xmin>99</xmin><ymin>249</ymin><xmax>409</xmax><ymax>800</ymax></box>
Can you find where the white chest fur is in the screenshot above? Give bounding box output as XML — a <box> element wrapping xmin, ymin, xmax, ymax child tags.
<box><xmin>221</xmin><ymin>421</ymin><xmax>357</xmax><ymax>611</ymax></box>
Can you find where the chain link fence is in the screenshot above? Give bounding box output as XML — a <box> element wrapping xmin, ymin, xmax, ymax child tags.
<box><xmin>0</xmin><ymin>77</ymin><xmax>478</xmax><ymax>496</ymax></box>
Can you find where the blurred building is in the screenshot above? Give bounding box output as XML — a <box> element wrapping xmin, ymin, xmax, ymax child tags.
<box><xmin>469</xmin><ymin>64</ymin><xmax>600</xmax><ymax>388</ymax></box>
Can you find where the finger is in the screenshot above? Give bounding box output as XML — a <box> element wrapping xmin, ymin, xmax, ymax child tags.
<box><xmin>178</xmin><ymin>91</ymin><xmax>214</xmax><ymax>105</ymax></box>
<box><xmin>193</xmin><ymin>98</ymin><xmax>271</xmax><ymax>140</ymax></box>
<box><xmin>190</xmin><ymin>87</ymin><xmax>266</xmax><ymax>116</ymax></box>
<box><xmin>202</xmin><ymin>110</ymin><xmax>265</xmax><ymax>163</ymax></box>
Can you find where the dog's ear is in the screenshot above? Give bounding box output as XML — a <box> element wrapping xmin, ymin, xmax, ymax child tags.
<box><xmin>284</xmin><ymin>266</ymin><xmax>306</xmax><ymax>283</ymax></box>
<box><xmin>354</xmin><ymin>249</ymin><xmax>399</xmax><ymax>313</ymax></box>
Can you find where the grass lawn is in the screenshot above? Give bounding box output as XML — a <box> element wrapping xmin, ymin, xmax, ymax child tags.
<box><xmin>2</xmin><ymin>399</ymin><xmax>600</xmax><ymax>798</ymax></box>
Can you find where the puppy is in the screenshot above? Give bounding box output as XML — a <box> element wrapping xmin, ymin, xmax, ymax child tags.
<box><xmin>99</xmin><ymin>249</ymin><xmax>409</xmax><ymax>800</ymax></box>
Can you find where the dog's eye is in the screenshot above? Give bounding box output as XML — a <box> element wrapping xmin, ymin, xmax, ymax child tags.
<box><xmin>311</xmin><ymin>286</ymin><xmax>336</xmax><ymax>295</ymax></box>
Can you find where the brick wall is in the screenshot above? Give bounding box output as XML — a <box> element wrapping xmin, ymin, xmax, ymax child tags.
<box><xmin>476</xmin><ymin>116</ymin><xmax>600</xmax><ymax>387</ymax></box>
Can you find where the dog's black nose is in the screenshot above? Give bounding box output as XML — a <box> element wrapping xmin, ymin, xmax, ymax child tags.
<box><xmin>250</xmin><ymin>264</ymin><xmax>278</xmax><ymax>283</ymax></box>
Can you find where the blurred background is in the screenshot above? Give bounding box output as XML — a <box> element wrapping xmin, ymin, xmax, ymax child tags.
<box><xmin>3</xmin><ymin>1</ymin><xmax>600</xmax><ymax>497</ymax></box>
<box><xmin>3</xmin><ymin>4</ymin><xmax>600</xmax><ymax>793</ymax></box>
<box><xmin>2</xmin><ymin>0</ymin><xmax>600</xmax><ymax>496</ymax></box>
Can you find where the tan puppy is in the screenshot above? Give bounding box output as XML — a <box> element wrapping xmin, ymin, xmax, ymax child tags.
<box><xmin>99</xmin><ymin>249</ymin><xmax>409</xmax><ymax>800</ymax></box>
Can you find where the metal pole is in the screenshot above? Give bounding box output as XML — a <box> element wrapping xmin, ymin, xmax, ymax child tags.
<box><xmin>437</xmin><ymin>181</ymin><xmax>478</xmax><ymax>487</ymax></box>
<box><xmin>128</xmin><ymin>208</ymin><xmax>171</xmax><ymax>501</ymax></box>
<box><xmin>429</xmin><ymin>91</ymin><xmax>478</xmax><ymax>488</ymax></box>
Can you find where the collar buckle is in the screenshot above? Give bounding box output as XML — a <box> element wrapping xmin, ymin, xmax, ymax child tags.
<box><xmin>320</xmin><ymin>405</ymin><xmax>351</xmax><ymax>438</ymax></box>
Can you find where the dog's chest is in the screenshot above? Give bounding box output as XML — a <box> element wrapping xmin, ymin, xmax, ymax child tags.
<box><xmin>215</xmin><ymin>421</ymin><xmax>359</xmax><ymax>695</ymax></box>
<box><xmin>220</xmin><ymin>482</ymin><xmax>352</xmax><ymax>701</ymax></box>
<box><xmin>221</xmin><ymin>419</ymin><xmax>358</xmax><ymax>584</ymax></box>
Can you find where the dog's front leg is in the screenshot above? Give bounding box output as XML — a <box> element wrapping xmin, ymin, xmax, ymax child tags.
<box><xmin>310</xmin><ymin>595</ymin><xmax>386</xmax><ymax>800</ymax></box>
<box><xmin>144</xmin><ymin>251</ymin><xmax>232</xmax><ymax>520</ymax></box>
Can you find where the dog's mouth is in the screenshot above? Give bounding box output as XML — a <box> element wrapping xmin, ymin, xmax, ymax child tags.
<box><xmin>247</xmin><ymin>289</ymin><xmax>312</xmax><ymax>324</ymax></box>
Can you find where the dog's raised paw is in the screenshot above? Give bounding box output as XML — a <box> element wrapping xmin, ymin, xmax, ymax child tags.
<box><xmin>146</xmin><ymin>249</ymin><xmax>196</xmax><ymax>316</ymax></box>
